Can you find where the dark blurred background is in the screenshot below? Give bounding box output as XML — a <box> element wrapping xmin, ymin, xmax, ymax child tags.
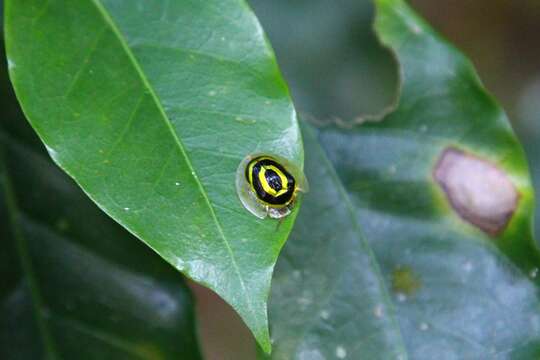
<box><xmin>2</xmin><ymin>0</ymin><xmax>540</xmax><ymax>359</ymax></box>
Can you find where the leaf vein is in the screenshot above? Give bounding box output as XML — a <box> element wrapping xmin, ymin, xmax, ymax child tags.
<box><xmin>63</xmin><ymin>27</ymin><xmax>108</xmax><ymax>99</ymax></box>
<box><xmin>0</xmin><ymin>142</ymin><xmax>59</xmax><ymax>358</ymax></box>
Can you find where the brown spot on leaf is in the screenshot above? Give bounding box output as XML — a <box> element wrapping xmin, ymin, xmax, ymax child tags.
<box><xmin>434</xmin><ymin>147</ymin><xmax>519</xmax><ymax>236</ymax></box>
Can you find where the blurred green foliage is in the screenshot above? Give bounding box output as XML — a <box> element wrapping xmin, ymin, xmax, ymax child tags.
<box><xmin>251</xmin><ymin>0</ymin><xmax>540</xmax><ymax>239</ymax></box>
<box><xmin>410</xmin><ymin>1</ymin><xmax>540</xmax><ymax>239</ymax></box>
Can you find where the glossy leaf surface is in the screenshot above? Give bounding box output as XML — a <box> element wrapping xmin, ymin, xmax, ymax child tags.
<box><xmin>317</xmin><ymin>0</ymin><xmax>540</xmax><ymax>357</ymax></box>
<box><xmin>4</xmin><ymin>0</ymin><xmax>303</xmax><ymax>350</ymax></box>
<box><xmin>0</xmin><ymin>40</ymin><xmax>201</xmax><ymax>358</ymax></box>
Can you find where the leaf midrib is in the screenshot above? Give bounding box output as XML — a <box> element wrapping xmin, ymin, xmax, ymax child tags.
<box><xmin>301</xmin><ymin>127</ymin><xmax>408</xmax><ymax>358</ymax></box>
<box><xmin>89</xmin><ymin>0</ymin><xmax>256</xmax><ymax>324</ymax></box>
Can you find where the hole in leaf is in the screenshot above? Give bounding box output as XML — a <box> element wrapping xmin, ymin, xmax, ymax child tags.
<box><xmin>250</xmin><ymin>0</ymin><xmax>399</xmax><ymax>124</ymax></box>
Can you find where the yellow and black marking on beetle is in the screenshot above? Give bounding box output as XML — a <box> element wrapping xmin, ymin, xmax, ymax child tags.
<box><xmin>245</xmin><ymin>156</ymin><xmax>297</xmax><ymax>208</ymax></box>
<box><xmin>236</xmin><ymin>153</ymin><xmax>307</xmax><ymax>219</ymax></box>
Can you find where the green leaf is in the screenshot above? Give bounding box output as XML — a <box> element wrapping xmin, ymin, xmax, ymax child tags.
<box><xmin>316</xmin><ymin>0</ymin><xmax>540</xmax><ymax>357</ymax></box>
<box><xmin>4</xmin><ymin>0</ymin><xmax>303</xmax><ymax>351</ymax></box>
<box><xmin>263</xmin><ymin>123</ymin><xmax>407</xmax><ymax>359</ymax></box>
<box><xmin>0</xmin><ymin>45</ymin><xmax>201</xmax><ymax>359</ymax></box>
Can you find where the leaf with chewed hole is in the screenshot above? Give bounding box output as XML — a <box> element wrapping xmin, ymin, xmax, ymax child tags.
<box><xmin>316</xmin><ymin>0</ymin><xmax>540</xmax><ymax>358</ymax></box>
<box><xmin>5</xmin><ymin>0</ymin><xmax>303</xmax><ymax>351</ymax></box>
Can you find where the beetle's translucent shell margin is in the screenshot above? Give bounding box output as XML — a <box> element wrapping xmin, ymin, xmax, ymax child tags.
<box><xmin>235</xmin><ymin>153</ymin><xmax>308</xmax><ymax>219</ymax></box>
